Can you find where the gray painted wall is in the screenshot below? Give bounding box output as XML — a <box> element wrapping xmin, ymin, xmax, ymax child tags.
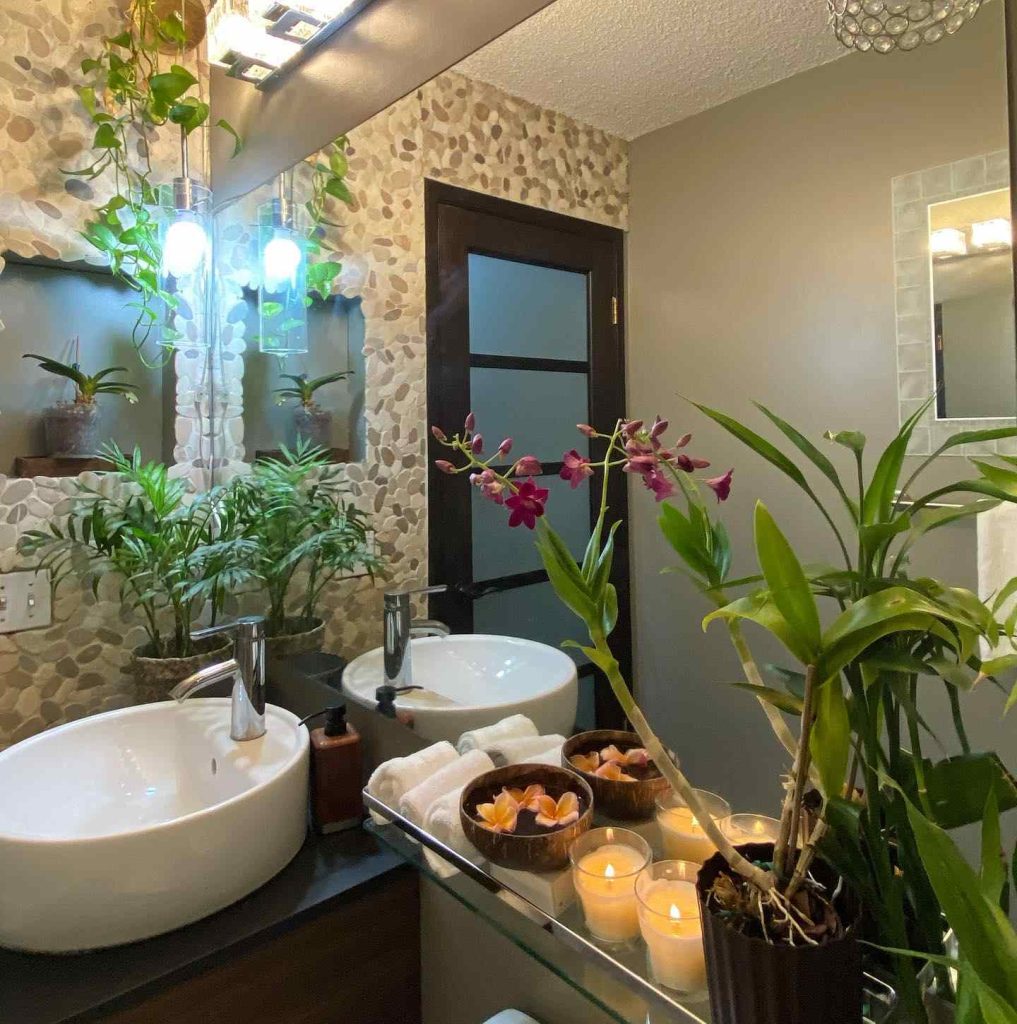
<box><xmin>626</xmin><ymin>8</ymin><xmax>1015</xmax><ymax>826</ymax></box>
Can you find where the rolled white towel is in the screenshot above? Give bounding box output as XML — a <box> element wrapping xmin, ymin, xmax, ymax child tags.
<box><xmin>520</xmin><ymin>745</ymin><xmax>565</xmax><ymax>766</ymax></box>
<box><xmin>456</xmin><ymin>714</ymin><xmax>538</xmax><ymax>755</ymax></box>
<box><xmin>399</xmin><ymin>749</ymin><xmax>495</xmax><ymax>826</ymax></box>
<box><xmin>487</xmin><ymin>734</ymin><xmax>566</xmax><ymax>766</ymax></box>
<box><xmin>422</xmin><ymin>784</ymin><xmax>484</xmax><ymax>879</ymax></box>
<box><xmin>365</xmin><ymin>740</ymin><xmax>458</xmax><ymax>823</ymax></box>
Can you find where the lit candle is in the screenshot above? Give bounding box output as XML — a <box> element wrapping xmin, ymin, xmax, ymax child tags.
<box><xmin>655</xmin><ymin>789</ymin><xmax>731</xmax><ymax>863</ymax></box>
<box><xmin>569</xmin><ymin>827</ymin><xmax>652</xmax><ymax>943</ymax></box>
<box><xmin>636</xmin><ymin>860</ymin><xmax>706</xmax><ymax>994</ymax></box>
<box><xmin>719</xmin><ymin>813</ymin><xmax>781</xmax><ymax>847</ymax></box>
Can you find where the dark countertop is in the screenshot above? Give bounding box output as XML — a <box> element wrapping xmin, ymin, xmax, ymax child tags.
<box><xmin>0</xmin><ymin>826</ymin><xmax>405</xmax><ymax>1024</ymax></box>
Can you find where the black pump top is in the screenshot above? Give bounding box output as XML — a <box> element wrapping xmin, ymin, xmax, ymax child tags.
<box><xmin>323</xmin><ymin>704</ymin><xmax>348</xmax><ymax>737</ymax></box>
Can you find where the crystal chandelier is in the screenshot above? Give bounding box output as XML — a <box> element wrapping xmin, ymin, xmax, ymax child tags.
<box><xmin>828</xmin><ymin>0</ymin><xmax>983</xmax><ymax>54</ymax></box>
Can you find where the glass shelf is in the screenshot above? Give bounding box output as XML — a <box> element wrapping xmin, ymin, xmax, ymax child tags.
<box><xmin>363</xmin><ymin>792</ymin><xmax>897</xmax><ymax>1024</ymax></box>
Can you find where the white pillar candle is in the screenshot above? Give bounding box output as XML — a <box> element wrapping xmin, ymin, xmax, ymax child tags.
<box><xmin>719</xmin><ymin>813</ymin><xmax>781</xmax><ymax>847</ymax></box>
<box><xmin>569</xmin><ymin>827</ymin><xmax>652</xmax><ymax>944</ymax></box>
<box><xmin>636</xmin><ymin>862</ymin><xmax>706</xmax><ymax>994</ymax></box>
<box><xmin>655</xmin><ymin>789</ymin><xmax>731</xmax><ymax>864</ymax></box>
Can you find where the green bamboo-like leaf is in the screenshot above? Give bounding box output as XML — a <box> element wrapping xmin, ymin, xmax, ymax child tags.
<box><xmin>863</xmin><ymin>395</ymin><xmax>936</xmax><ymax>525</ymax></box>
<box><xmin>982</xmin><ymin>788</ymin><xmax>1006</xmax><ymax>907</ymax></box>
<box><xmin>658</xmin><ymin>502</ymin><xmax>714</xmax><ymax>581</ymax></box>
<box><xmin>754</xmin><ymin>403</ymin><xmax>857</xmax><ymax>516</ymax></box>
<box><xmin>811</xmin><ymin>677</ymin><xmax>850</xmax><ymax>799</ymax></box>
<box><xmin>825</xmin><ymin>430</ymin><xmax>866</xmax><ymax>454</ymax></box>
<box><xmin>896</xmin><ymin>752</ymin><xmax>1017</xmax><ymax>829</ymax></box>
<box><xmin>822</xmin><ymin>587</ymin><xmax>977</xmax><ymax>649</ymax></box>
<box><xmin>906</xmin><ymin>801</ymin><xmax>1017</xmax><ymax>1005</ymax></box>
<box><xmin>1007</xmin><ymin>681</ymin><xmax>1017</xmax><ymax>715</ymax></box>
<box><xmin>534</xmin><ymin>520</ymin><xmax>596</xmax><ymax>625</ymax></box>
<box><xmin>816</xmin><ymin>612</ymin><xmax>948</xmax><ymax>684</ymax></box>
<box><xmin>753</xmin><ymin>501</ymin><xmax>820</xmax><ymax>659</ymax></box>
<box><xmin>704</xmin><ymin>590</ymin><xmax>815</xmax><ymax>664</ymax></box>
<box><xmin>731</xmin><ymin>682</ymin><xmax>803</xmax><ymax>715</ymax></box>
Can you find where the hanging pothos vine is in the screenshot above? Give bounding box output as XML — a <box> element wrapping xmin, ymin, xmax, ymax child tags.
<box><xmin>65</xmin><ymin>0</ymin><xmax>240</xmax><ymax>366</ymax></box>
<box><xmin>303</xmin><ymin>135</ymin><xmax>355</xmax><ymax>303</ymax></box>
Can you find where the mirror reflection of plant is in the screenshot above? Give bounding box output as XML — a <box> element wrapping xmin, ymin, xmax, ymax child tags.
<box><xmin>24</xmin><ymin>350</ymin><xmax>139</xmax><ymax>406</ymax></box>
<box><xmin>304</xmin><ymin>136</ymin><xmax>354</xmax><ymax>303</ymax></box>
<box><xmin>224</xmin><ymin>442</ymin><xmax>380</xmax><ymax>636</ymax></box>
<box><xmin>18</xmin><ymin>445</ymin><xmax>251</xmax><ymax>658</ymax></box>
<box><xmin>66</xmin><ymin>0</ymin><xmax>240</xmax><ymax>365</ymax></box>
<box><xmin>273</xmin><ymin>371</ymin><xmax>352</xmax><ymax>410</ymax></box>
<box><xmin>434</xmin><ymin>402</ymin><xmax>1017</xmax><ymax>1021</ymax></box>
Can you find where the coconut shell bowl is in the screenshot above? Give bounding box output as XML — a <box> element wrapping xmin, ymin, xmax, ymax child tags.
<box><xmin>562</xmin><ymin>729</ymin><xmax>670</xmax><ymax>821</ymax></box>
<box><xmin>460</xmin><ymin>763</ymin><xmax>593</xmax><ymax>872</ymax></box>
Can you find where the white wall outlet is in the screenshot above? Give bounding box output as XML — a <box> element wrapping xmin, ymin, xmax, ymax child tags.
<box><xmin>0</xmin><ymin>570</ymin><xmax>52</xmax><ymax>634</ymax></box>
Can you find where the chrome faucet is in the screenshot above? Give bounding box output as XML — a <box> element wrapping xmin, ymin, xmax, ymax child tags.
<box><xmin>170</xmin><ymin>616</ymin><xmax>267</xmax><ymax>741</ymax></box>
<box><xmin>383</xmin><ymin>584</ymin><xmax>450</xmax><ymax>691</ymax></box>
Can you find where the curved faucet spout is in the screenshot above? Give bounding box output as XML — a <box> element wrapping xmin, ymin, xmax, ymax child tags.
<box><xmin>170</xmin><ymin>659</ymin><xmax>241</xmax><ymax>702</ymax></box>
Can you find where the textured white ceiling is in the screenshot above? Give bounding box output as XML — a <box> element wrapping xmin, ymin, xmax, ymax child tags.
<box><xmin>457</xmin><ymin>0</ymin><xmax>848</xmax><ymax>140</ymax></box>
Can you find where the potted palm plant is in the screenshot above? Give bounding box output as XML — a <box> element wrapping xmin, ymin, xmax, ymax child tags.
<box><xmin>226</xmin><ymin>443</ymin><xmax>380</xmax><ymax>657</ymax></box>
<box><xmin>274</xmin><ymin>370</ymin><xmax>352</xmax><ymax>451</ymax></box>
<box><xmin>19</xmin><ymin>446</ymin><xmax>251</xmax><ymax>702</ymax></box>
<box><xmin>24</xmin><ymin>346</ymin><xmax>138</xmax><ymax>458</ymax></box>
<box><xmin>432</xmin><ymin>400</ymin><xmax>1017</xmax><ymax>1024</ymax></box>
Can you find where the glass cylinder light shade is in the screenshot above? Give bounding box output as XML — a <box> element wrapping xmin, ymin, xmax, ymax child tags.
<box><xmin>257</xmin><ymin>200</ymin><xmax>308</xmax><ymax>355</ymax></box>
<box><xmin>156</xmin><ymin>180</ymin><xmax>212</xmax><ymax>351</ymax></box>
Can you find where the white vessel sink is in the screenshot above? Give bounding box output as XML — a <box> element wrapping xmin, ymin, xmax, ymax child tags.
<box><xmin>0</xmin><ymin>698</ymin><xmax>309</xmax><ymax>953</ymax></box>
<box><xmin>343</xmin><ymin>634</ymin><xmax>578</xmax><ymax>744</ymax></box>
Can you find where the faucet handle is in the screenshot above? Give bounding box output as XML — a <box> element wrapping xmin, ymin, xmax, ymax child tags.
<box><xmin>384</xmin><ymin>584</ymin><xmax>447</xmax><ymax>604</ymax></box>
<box><xmin>191</xmin><ymin>615</ymin><xmax>266</xmax><ymax>644</ymax></box>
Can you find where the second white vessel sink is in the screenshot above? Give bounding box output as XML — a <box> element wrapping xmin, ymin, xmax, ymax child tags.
<box><xmin>342</xmin><ymin>633</ymin><xmax>578</xmax><ymax>744</ymax></box>
<box><xmin>0</xmin><ymin>698</ymin><xmax>309</xmax><ymax>953</ymax></box>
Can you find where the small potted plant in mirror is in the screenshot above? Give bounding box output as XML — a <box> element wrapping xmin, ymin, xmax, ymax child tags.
<box><xmin>24</xmin><ymin>345</ymin><xmax>138</xmax><ymax>459</ymax></box>
<box><xmin>274</xmin><ymin>370</ymin><xmax>352</xmax><ymax>452</ymax></box>
<box><xmin>225</xmin><ymin>442</ymin><xmax>381</xmax><ymax>658</ymax></box>
<box><xmin>19</xmin><ymin>446</ymin><xmax>252</xmax><ymax>702</ymax></box>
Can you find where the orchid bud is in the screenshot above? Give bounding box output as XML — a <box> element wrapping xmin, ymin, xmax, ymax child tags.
<box><xmin>464</xmin><ymin>411</ymin><xmax>476</xmax><ymax>432</ymax></box>
<box><xmin>471</xmin><ymin>434</ymin><xmax>484</xmax><ymax>455</ymax></box>
<box><xmin>622</xmin><ymin>419</ymin><xmax>644</xmax><ymax>436</ymax></box>
<box><xmin>649</xmin><ymin>417</ymin><xmax>668</xmax><ymax>440</ymax></box>
<box><xmin>514</xmin><ymin>455</ymin><xmax>542</xmax><ymax>477</ymax></box>
<box><xmin>497</xmin><ymin>437</ymin><xmax>513</xmax><ymax>457</ymax></box>
<box><xmin>435</xmin><ymin>460</ymin><xmax>457</xmax><ymax>475</ymax></box>
<box><xmin>690</xmin><ymin>457</ymin><xmax>711</xmax><ymax>469</ymax></box>
<box><xmin>674</xmin><ymin>454</ymin><xmax>694</xmax><ymax>472</ymax></box>
<box><xmin>431</xmin><ymin>425</ymin><xmax>447</xmax><ymax>442</ymax></box>
<box><xmin>675</xmin><ymin>432</ymin><xmax>692</xmax><ymax>449</ymax></box>
<box><xmin>577</xmin><ymin>423</ymin><xmax>596</xmax><ymax>438</ymax></box>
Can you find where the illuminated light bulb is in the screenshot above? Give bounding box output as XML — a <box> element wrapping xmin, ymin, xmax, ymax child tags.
<box><xmin>262</xmin><ymin>233</ymin><xmax>303</xmax><ymax>292</ymax></box>
<box><xmin>971</xmin><ymin>218</ymin><xmax>1011</xmax><ymax>249</ymax></box>
<box><xmin>162</xmin><ymin>218</ymin><xmax>208</xmax><ymax>278</ymax></box>
<box><xmin>930</xmin><ymin>227</ymin><xmax>967</xmax><ymax>258</ymax></box>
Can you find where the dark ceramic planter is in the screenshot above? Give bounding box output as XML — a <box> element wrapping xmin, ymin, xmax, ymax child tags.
<box><xmin>43</xmin><ymin>402</ymin><xmax>100</xmax><ymax>457</ymax></box>
<box><xmin>562</xmin><ymin>729</ymin><xmax>669</xmax><ymax>821</ymax></box>
<box><xmin>129</xmin><ymin>636</ymin><xmax>233</xmax><ymax>704</ymax></box>
<box><xmin>265</xmin><ymin>616</ymin><xmax>325</xmax><ymax>659</ymax></box>
<box><xmin>461</xmin><ymin>763</ymin><xmax>593</xmax><ymax>872</ymax></box>
<box><xmin>696</xmin><ymin>842</ymin><xmax>863</xmax><ymax>1024</ymax></box>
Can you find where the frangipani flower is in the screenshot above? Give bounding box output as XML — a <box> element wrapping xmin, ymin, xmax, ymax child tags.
<box><xmin>475</xmin><ymin>791</ymin><xmax>519</xmax><ymax>833</ymax></box>
<box><xmin>560</xmin><ymin>449</ymin><xmax>594</xmax><ymax>489</ymax></box>
<box><xmin>599</xmin><ymin>744</ymin><xmax>626</xmax><ymax>764</ymax></box>
<box><xmin>595</xmin><ymin>761</ymin><xmax>637</xmax><ymax>783</ymax></box>
<box><xmin>623</xmin><ymin>747</ymin><xmax>650</xmax><ymax>767</ymax></box>
<box><xmin>534</xmin><ymin>791</ymin><xmax>581</xmax><ymax>828</ymax></box>
<box><xmin>505</xmin><ymin>478</ymin><xmax>549</xmax><ymax>529</ymax></box>
<box><xmin>570</xmin><ymin>751</ymin><xmax>601</xmax><ymax>773</ymax></box>
<box><xmin>502</xmin><ymin>783</ymin><xmax>545</xmax><ymax>811</ymax></box>
<box><xmin>599</xmin><ymin>744</ymin><xmax>650</xmax><ymax>768</ymax></box>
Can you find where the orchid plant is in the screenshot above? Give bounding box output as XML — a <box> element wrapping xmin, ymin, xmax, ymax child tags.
<box><xmin>434</xmin><ymin>399</ymin><xmax>1017</xmax><ymax>1020</ymax></box>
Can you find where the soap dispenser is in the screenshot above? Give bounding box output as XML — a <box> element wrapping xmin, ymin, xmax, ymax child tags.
<box><xmin>307</xmin><ymin>705</ymin><xmax>363</xmax><ymax>834</ymax></box>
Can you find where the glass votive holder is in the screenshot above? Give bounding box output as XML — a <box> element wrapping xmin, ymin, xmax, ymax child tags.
<box><xmin>635</xmin><ymin>860</ymin><xmax>707</xmax><ymax>995</ymax></box>
<box><xmin>655</xmin><ymin>789</ymin><xmax>731</xmax><ymax>863</ymax></box>
<box><xmin>569</xmin><ymin>826</ymin><xmax>652</xmax><ymax>944</ymax></box>
<box><xmin>718</xmin><ymin>813</ymin><xmax>782</xmax><ymax>847</ymax></box>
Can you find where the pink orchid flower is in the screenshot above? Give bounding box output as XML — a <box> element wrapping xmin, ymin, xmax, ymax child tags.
<box><xmin>705</xmin><ymin>468</ymin><xmax>734</xmax><ymax>502</ymax></box>
<box><xmin>505</xmin><ymin>478</ymin><xmax>549</xmax><ymax>529</ymax></box>
<box><xmin>559</xmin><ymin>449</ymin><xmax>594</xmax><ymax>489</ymax></box>
<box><xmin>644</xmin><ymin>468</ymin><xmax>675</xmax><ymax>502</ymax></box>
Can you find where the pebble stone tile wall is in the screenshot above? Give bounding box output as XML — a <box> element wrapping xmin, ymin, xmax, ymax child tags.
<box><xmin>0</xmin><ymin>56</ymin><xmax>629</xmax><ymax>747</ymax></box>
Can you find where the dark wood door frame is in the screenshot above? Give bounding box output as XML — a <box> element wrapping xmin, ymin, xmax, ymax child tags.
<box><xmin>424</xmin><ymin>179</ymin><xmax>630</xmax><ymax>728</ymax></box>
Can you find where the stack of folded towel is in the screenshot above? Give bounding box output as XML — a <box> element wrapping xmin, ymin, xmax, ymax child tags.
<box><xmin>365</xmin><ymin>715</ymin><xmax>568</xmax><ymax>878</ymax></box>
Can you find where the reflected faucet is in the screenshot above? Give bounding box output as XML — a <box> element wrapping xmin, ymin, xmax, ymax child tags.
<box><xmin>170</xmin><ymin>616</ymin><xmax>267</xmax><ymax>741</ymax></box>
<box><xmin>383</xmin><ymin>585</ymin><xmax>450</xmax><ymax>695</ymax></box>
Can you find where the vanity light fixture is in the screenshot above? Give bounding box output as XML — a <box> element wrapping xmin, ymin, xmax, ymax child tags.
<box><xmin>207</xmin><ymin>0</ymin><xmax>373</xmax><ymax>86</ymax></box>
<box><xmin>828</xmin><ymin>0</ymin><xmax>982</xmax><ymax>55</ymax></box>
<box><xmin>258</xmin><ymin>174</ymin><xmax>309</xmax><ymax>355</ymax></box>
<box><xmin>930</xmin><ymin>227</ymin><xmax>967</xmax><ymax>259</ymax></box>
<box><xmin>970</xmin><ymin>217</ymin><xmax>1012</xmax><ymax>250</ymax></box>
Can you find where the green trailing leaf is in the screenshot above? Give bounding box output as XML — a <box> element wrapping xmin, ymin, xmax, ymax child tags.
<box><xmin>215</xmin><ymin>118</ymin><xmax>243</xmax><ymax>157</ymax></box>
<box><xmin>753</xmin><ymin>501</ymin><xmax>821</xmax><ymax>659</ymax></box>
<box><xmin>811</xmin><ymin>677</ymin><xmax>850</xmax><ymax>799</ymax></box>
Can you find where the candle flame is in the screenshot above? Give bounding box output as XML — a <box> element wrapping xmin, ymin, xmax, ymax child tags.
<box><xmin>752</xmin><ymin>820</ymin><xmax>764</xmax><ymax>835</ymax></box>
<box><xmin>669</xmin><ymin>904</ymin><xmax>682</xmax><ymax>921</ymax></box>
<box><xmin>605</xmin><ymin>863</ymin><xmax>616</xmax><ymax>879</ymax></box>
<box><xmin>690</xmin><ymin>815</ymin><xmax>701</xmax><ymax>832</ymax></box>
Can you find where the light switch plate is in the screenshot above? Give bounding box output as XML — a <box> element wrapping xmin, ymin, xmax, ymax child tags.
<box><xmin>0</xmin><ymin>570</ymin><xmax>52</xmax><ymax>634</ymax></box>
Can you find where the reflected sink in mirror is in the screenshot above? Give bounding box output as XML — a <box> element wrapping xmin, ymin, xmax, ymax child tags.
<box><xmin>342</xmin><ymin>634</ymin><xmax>578</xmax><ymax>744</ymax></box>
<box><xmin>0</xmin><ymin>699</ymin><xmax>309</xmax><ymax>953</ymax></box>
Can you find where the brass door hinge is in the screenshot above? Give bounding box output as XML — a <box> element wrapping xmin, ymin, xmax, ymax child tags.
<box><xmin>611</xmin><ymin>295</ymin><xmax>619</xmax><ymax>326</ymax></box>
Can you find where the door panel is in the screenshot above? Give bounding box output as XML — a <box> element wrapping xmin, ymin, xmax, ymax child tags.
<box><xmin>426</xmin><ymin>180</ymin><xmax>629</xmax><ymax>730</ymax></box>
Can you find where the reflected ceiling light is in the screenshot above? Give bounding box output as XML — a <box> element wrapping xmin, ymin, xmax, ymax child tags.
<box><xmin>828</xmin><ymin>0</ymin><xmax>982</xmax><ymax>55</ymax></box>
<box><xmin>930</xmin><ymin>227</ymin><xmax>967</xmax><ymax>258</ymax></box>
<box><xmin>208</xmin><ymin>0</ymin><xmax>372</xmax><ymax>86</ymax></box>
<box><xmin>970</xmin><ymin>218</ymin><xmax>1012</xmax><ymax>250</ymax></box>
